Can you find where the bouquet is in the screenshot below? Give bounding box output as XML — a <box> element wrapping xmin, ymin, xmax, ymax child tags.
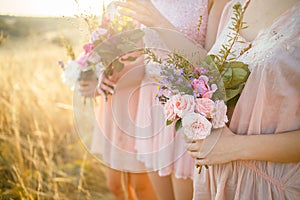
<box><xmin>145</xmin><ymin>1</ymin><xmax>251</xmax><ymax>141</ymax></box>
<box><xmin>59</xmin><ymin>3</ymin><xmax>144</xmax><ymax>90</ymax></box>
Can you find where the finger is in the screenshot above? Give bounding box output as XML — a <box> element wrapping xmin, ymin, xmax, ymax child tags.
<box><xmin>188</xmin><ymin>151</ymin><xmax>202</xmax><ymax>159</ymax></box>
<box><xmin>79</xmin><ymin>85</ymin><xmax>95</xmax><ymax>93</ymax></box>
<box><xmin>80</xmin><ymin>87</ymin><xmax>97</xmax><ymax>97</ymax></box>
<box><xmin>116</xmin><ymin>1</ymin><xmax>141</xmax><ymax>12</ymax></box>
<box><xmin>185</xmin><ymin>142</ymin><xmax>202</xmax><ymax>152</ymax></box>
<box><xmin>182</xmin><ymin>133</ymin><xmax>201</xmax><ymax>143</ymax></box>
<box><xmin>97</xmin><ymin>87</ymin><xmax>107</xmax><ymax>101</ymax></box>
<box><xmin>101</xmin><ymin>83</ymin><xmax>115</xmax><ymax>95</ymax></box>
<box><xmin>118</xmin><ymin>9</ymin><xmax>151</xmax><ymax>25</ymax></box>
<box><xmin>103</xmin><ymin>78</ymin><xmax>116</xmax><ymax>88</ymax></box>
<box><xmin>118</xmin><ymin>8</ymin><xmax>138</xmax><ymax>19</ymax></box>
<box><xmin>195</xmin><ymin>158</ymin><xmax>210</xmax><ymax>166</ymax></box>
<box><xmin>78</xmin><ymin>80</ymin><xmax>90</xmax><ymax>86</ymax></box>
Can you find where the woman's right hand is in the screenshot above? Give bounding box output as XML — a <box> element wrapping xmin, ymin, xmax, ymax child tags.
<box><xmin>115</xmin><ymin>0</ymin><xmax>176</xmax><ymax>30</ymax></box>
<box><xmin>97</xmin><ymin>73</ymin><xmax>116</xmax><ymax>101</ymax></box>
<box><xmin>79</xmin><ymin>73</ymin><xmax>116</xmax><ymax>101</ymax></box>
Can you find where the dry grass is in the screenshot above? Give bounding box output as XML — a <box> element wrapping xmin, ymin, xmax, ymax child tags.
<box><xmin>0</xmin><ymin>27</ymin><xmax>114</xmax><ymax>199</ymax></box>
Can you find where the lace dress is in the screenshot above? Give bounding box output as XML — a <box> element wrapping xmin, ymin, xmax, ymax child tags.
<box><xmin>193</xmin><ymin>1</ymin><xmax>300</xmax><ymax>199</ymax></box>
<box><xmin>134</xmin><ymin>0</ymin><xmax>209</xmax><ymax>178</ymax></box>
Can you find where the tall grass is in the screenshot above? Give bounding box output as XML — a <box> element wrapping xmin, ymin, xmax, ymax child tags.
<box><xmin>0</xmin><ymin>36</ymin><xmax>114</xmax><ymax>199</ymax></box>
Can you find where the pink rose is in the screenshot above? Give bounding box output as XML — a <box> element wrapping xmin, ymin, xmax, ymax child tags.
<box><xmin>212</xmin><ymin>100</ymin><xmax>228</xmax><ymax>128</ymax></box>
<box><xmin>76</xmin><ymin>53</ymin><xmax>88</xmax><ymax>68</ymax></box>
<box><xmin>191</xmin><ymin>75</ymin><xmax>209</xmax><ymax>92</ymax></box>
<box><xmin>172</xmin><ymin>94</ymin><xmax>195</xmax><ymax>118</ymax></box>
<box><xmin>182</xmin><ymin>112</ymin><xmax>212</xmax><ymax>140</ymax></box>
<box><xmin>191</xmin><ymin>76</ymin><xmax>218</xmax><ymax>98</ymax></box>
<box><xmin>195</xmin><ymin>98</ymin><xmax>215</xmax><ymax>118</ymax></box>
<box><xmin>202</xmin><ymin>84</ymin><xmax>217</xmax><ymax>99</ymax></box>
<box><xmin>164</xmin><ymin>99</ymin><xmax>177</xmax><ymax>121</ymax></box>
<box><xmin>83</xmin><ymin>43</ymin><xmax>94</xmax><ymax>54</ymax></box>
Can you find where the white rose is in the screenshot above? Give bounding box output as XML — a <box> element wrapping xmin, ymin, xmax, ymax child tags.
<box><xmin>212</xmin><ymin>100</ymin><xmax>228</xmax><ymax>128</ymax></box>
<box><xmin>61</xmin><ymin>60</ymin><xmax>81</xmax><ymax>90</ymax></box>
<box><xmin>172</xmin><ymin>94</ymin><xmax>195</xmax><ymax>118</ymax></box>
<box><xmin>182</xmin><ymin>112</ymin><xmax>212</xmax><ymax>140</ymax></box>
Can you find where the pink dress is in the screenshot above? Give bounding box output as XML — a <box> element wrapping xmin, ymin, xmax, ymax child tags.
<box><xmin>193</xmin><ymin>1</ymin><xmax>300</xmax><ymax>199</ymax></box>
<box><xmin>90</xmin><ymin>57</ymin><xmax>147</xmax><ymax>172</ymax></box>
<box><xmin>134</xmin><ymin>0</ymin><xmax>209</xmax><ymax>179</ymax></box>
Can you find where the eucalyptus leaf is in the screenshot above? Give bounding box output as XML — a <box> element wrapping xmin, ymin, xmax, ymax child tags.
<box><xmin>112</xmin><ymin>60</ymin><xmax>124</xmax><ymax>72</ymax></box>
<box><xmin>128</xmin><ymin>30</ymin><xmax>145</xmax><ymax>41</ymax></box>
<box><xmin>230</xmin><ymin>67</ymin><xmax>249</xmax><ymax>87</ymax></box>
<box><xmin>166</xmin><ymin>120</ymin><xmax>173</xmax><ymax>126</ymax></box>
<box><xmin>175</xmin><ymin>119</ymin><xmax>182</xmax><ymax>131</ymax></box>
<box><xmin>117</xmin><ymin>43</ymin><xmax>136</xmax><ymax>53</ymax></box>
<box><xmin>105</xmin><ymin>67</ymin><xmax>113</xmax><ymax>77</ymax></box>
<box><xmin>225</xmin><ymin>84</ymin><xmax>244</xmax><ymax>101</ymax></box>
<box><xmin>120</xmin><ymin>56</ymin><xmax>138</xmax><ymax>62</ymax></box>
<box><xmin>222</xmin><ymin>62</ymin><xmax>250</xmax><ymax>88</ymax></box>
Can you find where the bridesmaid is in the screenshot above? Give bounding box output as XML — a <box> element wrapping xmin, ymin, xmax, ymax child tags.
<box><xmin>116</xmin><ymin>0</ymin><xmax>228</xmax><ymax>199</ymax></box>
<box><xmin>185</xmin><ymin>0</ymin><xmax>300</xmax><ymax>199</ymax></box>
<box><xmin>80</xmin><ymin>55</ymin><xmax>157</xmax><ymax>200</ymax></box>
<box><xmin>79</xmin><ymin>3</ymin><xmax>157</xmax><ymax>200</ymax></box>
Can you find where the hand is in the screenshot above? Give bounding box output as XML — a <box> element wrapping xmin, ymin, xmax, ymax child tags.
<box><xmin>115</xmin><ymin>0</ymin><xmax>176</xmax><ymax>29</ymax></box>
<box><xmin>96</xmin><ymin>72</ymin><xmax>116</xmax><ymax>101</ymax></box>
<box><xmin>79</xmin><ymin>79</ymin><xmax>99</xmax><ymax>98</ymax></box>
<box><xmin>185</xmin><ymin>126</ymin><xmax>240</xmax><ymax>165</ymax></box>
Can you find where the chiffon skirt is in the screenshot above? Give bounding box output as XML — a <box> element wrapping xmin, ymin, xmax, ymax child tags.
<box><xmin>90</xmin><ymin>64</ymin><xmax>148</xmax><ymax>172</ymax></box>
<box><xmin>193</xmin><ymin>161</ymin><xmax>300</xmax><ymax>200</ymax></box>
<box><xmin>134</xmin><ymin>75</ymin><xmax>195</xmax><ymax>179</ymax></box>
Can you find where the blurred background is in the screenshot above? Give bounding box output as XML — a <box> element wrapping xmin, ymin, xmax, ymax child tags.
<box><xmin>0</xmin><ymin>0</ymin><xmax>115</xmax><ymax>199</ymax></box>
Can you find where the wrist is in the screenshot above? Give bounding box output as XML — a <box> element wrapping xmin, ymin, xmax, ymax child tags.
<box><xmin>158</xmin><ymin>18</ymin><xmax>176</xmax><ymax>30</ymax></box>
<box><xmin>233</xmin><ymin>133</ymin><xmax>258</xmax><ymax>161</ymax></box>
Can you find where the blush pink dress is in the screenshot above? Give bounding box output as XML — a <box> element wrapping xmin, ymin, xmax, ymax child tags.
<box><xmin>193</xmin><ymin>1</ymin><xmax>300</xmax><ymax>199</ymax></box>
<box><xmin>90</xmin><ymin>0</ymin><xmax>208</xmax><ymax>173</ymax></box>
<box><xmin>134</xmin><ymin>0</ymin><xmax>209</xmax><ymax>179</ymax></box>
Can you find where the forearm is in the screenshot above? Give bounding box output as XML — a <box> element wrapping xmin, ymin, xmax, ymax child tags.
<box><xmin>234</xmin><ymin>129</ymin><xmax>300</xmax><ymax>163</ymax></box>
<box><xmin>205</xmin><ymin>0</ymin><xmax>230</xmax><ymax>50</ymax></box>
<box><xmin>154</xmin><ymin>28</ymin><xmax>208</xmax><ymax>64</ymax></box>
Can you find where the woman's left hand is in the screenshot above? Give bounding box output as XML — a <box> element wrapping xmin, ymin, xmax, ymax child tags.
<box><xmin>115</xmin><ymin>0</ymin><xmax>176</xmax><ymax>29</ymax></box>
<box><xmin>185</xmin><ymin>126</ymin><xmax>242</xmax><ymax>165</ymax></box>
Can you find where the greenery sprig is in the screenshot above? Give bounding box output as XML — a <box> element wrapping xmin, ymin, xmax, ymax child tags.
<box><xmin>212</xmin><ymin>0</ymin><xmax>251</xmax><ymax>105</ymax></box>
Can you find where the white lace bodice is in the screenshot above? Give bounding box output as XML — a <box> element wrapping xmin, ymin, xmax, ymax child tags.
<box><xmin>209</xmin><ymin>0</ymin><xmax>300</xmax><ymax>134</ymax></box>
<box><xmin>143</xmin><ymin>0</ymin><xmax>208</xmax><ymax>76</ymax></box>
<box><xmin>209</xmin><ymin>0</ymin><xmax>300</xmax><ymax>72</ymax></box>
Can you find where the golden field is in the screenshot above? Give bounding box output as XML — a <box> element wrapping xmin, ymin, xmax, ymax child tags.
<box><xmin>0</xmin><ymin>16</ymin><xmax>114</xmax><ymax>199</ymax></box>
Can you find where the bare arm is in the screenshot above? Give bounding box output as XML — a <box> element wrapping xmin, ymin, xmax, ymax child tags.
<box><xmin>186</xmin><ymin>126</ymin><xmax>300</xmax><ymax>165</ymax></box>
<box><xmin>238</xmin><ymin>129</ymin><xmax>300</xmax><ymax>163</ymax></box>
<box><xmin>205</xmin><ymin>0</ymin><xmax>230</xmax><ymax>50</ymax></box>
<box><xmin>116</xmin><ymin>0</ymin><xmax>208</xmax><ymax>62</ymax></box>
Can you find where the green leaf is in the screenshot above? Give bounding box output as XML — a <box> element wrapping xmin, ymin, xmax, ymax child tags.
<box><xmin>120</xmin><ymin>56</ymin><xmax>137</xmax><ymax>62</ymax></box>
<box><xmin>166</xmin><ymin>120</ymin><xmax>173</xmax><ymax>126</ymax></box>
<box><xmin>225</xmin><ymin>84</ymin><xmax>244</xmax><ymax>101</ymax></box>
<box><xmin>127</xmin><ymin>29</ymin><xmax>145</xmax><ymax>41</ymax></box>
<box><xmin>117</xmin><ymin>43</ymin><xmax>136</xmax><ymax>53</ymax></box>
<box><xmin>175</xmin><ymin>119</ymin><xmax>182</xmax><ymax>131</ymax></box>
<box><xmin>222</xmin><ymin>68</ymin><xmax>233</xmax><ymax>86</ymax></box>
<box><xmin>222</xmin><ymin>62</ymin><xmax>250</xmax><ymax>88</ymax></box>
<box><xmin>105</xmin><ymin>67</ymin><xmax>113</xmax><ymax>77</ymax></box>
<box><xmin>112</xmin><ymin>60</ymin><xmax>124</xmax><ymax>72</ymax></box>
<box><xmin>226</xmin><ymin>94</ymin><xmax>240</xmax><ymax>107</ymax></box>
